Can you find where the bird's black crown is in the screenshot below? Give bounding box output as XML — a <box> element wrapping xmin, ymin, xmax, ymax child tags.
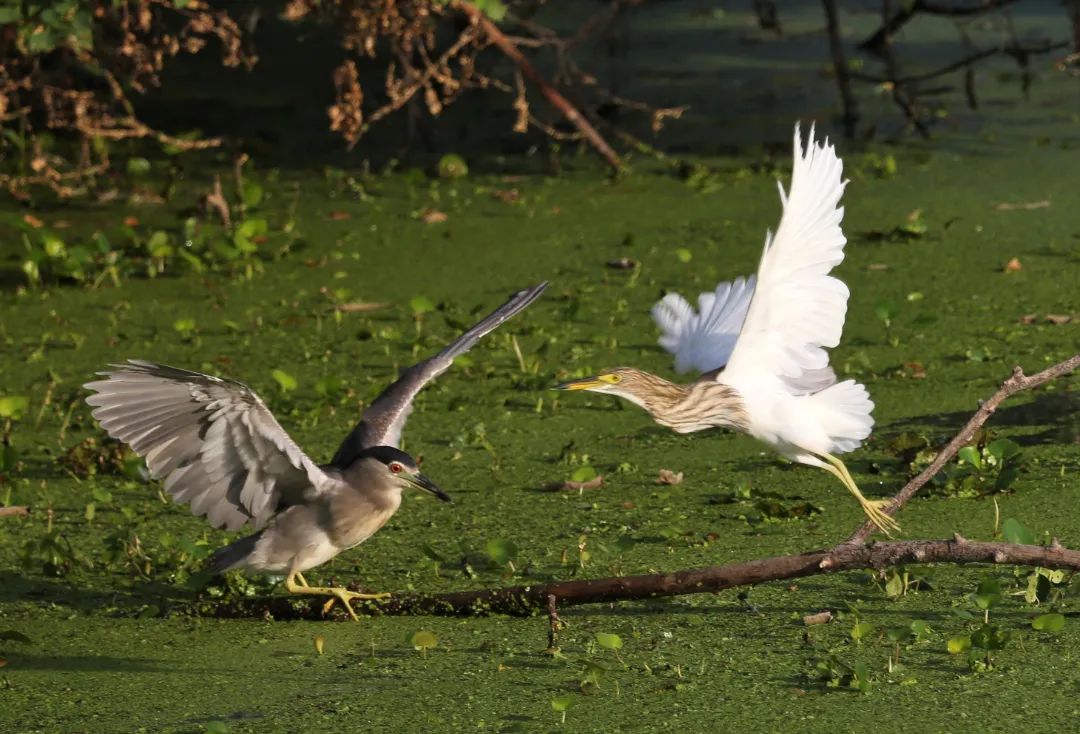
<box><xmin>355</xmin><ymin>445</ymin><xmax>418</xmax><ymax>470</ymax></box>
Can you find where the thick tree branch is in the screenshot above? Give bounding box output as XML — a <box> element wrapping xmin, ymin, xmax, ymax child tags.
<box><xmin>844</xmin><ymin>353</ymin><xmax>1080</xmax><ymax>544</ymax></box>
<box><xmin>212</xmin><ymin>538</ymin><xmax>1080</xmax><ymax>620</ymax></box>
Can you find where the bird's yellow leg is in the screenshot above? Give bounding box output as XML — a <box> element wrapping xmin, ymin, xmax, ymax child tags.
<box><xmin>819</xmin><ymin>453</ymin><xmax>900</xmax><ymax>536</ymax></box>
<box><xmin>284</xmin><ymin>572</ymin><xmax>390</xmax><ymax>622</ymax></box>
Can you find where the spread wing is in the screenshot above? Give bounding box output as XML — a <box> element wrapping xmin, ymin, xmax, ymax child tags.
<box><xmin>330</xmin><ymin>282</ymin><xmax>549</xmax><ymax>466</ymax></box>
<box><xmin>651</xmin><ymin>275</ymin><xmax>756</xmax><ymax>374</ymax></box>
<box><xmin>85</xmin><ymin>360</ymin><xmax>330</xmax><ymax>531</ymax></box>
<box><xmin>720</xmin><ymin>123</ymin><xmax>849</xmax><ymax>394</ymax></box>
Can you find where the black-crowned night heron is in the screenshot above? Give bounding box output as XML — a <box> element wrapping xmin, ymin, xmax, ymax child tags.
<box><xmin>559</xmin><ymin>125</ymin><xmax>895</xmax><ymax>534</ymax></box>
<box><xmin>84</xmin><ymin>282</ymin><xmax>548</xmax><ymax>619</ymax></box>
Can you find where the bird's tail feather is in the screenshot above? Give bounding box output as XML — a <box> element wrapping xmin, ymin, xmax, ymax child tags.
<box><xmin>208</xmin><ymin>532</ymin><xmax>262</xmax><ymax>574</ymax></box>
<box><xmin>808</xmin><ymin>379</ymin><xmax>874</xmax><ymax>454</ymax></box>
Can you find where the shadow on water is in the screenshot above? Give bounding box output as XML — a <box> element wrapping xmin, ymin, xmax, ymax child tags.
<box><xmin>883</xmin><ymin>391</ymin><xmax>1080</xmax><ymax>447</ymax></box>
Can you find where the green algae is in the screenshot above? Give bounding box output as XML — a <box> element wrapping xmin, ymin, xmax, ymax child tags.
<box><xmin>3</xmin><ymin>16</ymin><xmax>1080</xmax><ymax>734</ymax></box>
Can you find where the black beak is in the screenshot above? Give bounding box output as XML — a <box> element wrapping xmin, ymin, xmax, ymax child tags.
<box><xmin>410</xmin><ymin>472</ymin><xmax>452</xmax><ymax>503</ymax></box>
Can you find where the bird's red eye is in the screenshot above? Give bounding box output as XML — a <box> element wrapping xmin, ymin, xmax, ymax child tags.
<box><xmin>389</xmin><ymin>462</ymin><xmax>402</xmax><ymax>474</ymax></box>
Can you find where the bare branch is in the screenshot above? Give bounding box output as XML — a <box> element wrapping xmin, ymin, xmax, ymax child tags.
<box><xmin>844</xmin><ymin>353</ymin><xmax>1080</xmax><ymax>545</ymax></box>
<box><xmin>453</xmin><ymin>1</ymin><xmax>622</xmax><ymax>170</ymax></box>
<box><xmin>860</xmin><ymin>0</ymin><xmax>1018</xmax><ymax>53</ymax></box>
<box><xmin>212</xmin><ymin>538</ymin><xmax>1080</xmax><ymax>619</ymax></box>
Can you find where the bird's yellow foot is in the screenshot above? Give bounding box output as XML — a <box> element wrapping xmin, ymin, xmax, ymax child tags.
<box><xmin>858</xmin><ymin>497</ymin><xmax>900</xmax><ymax>536</ymax></box>
<box><xmin>317</xmin><ymin>588</ymin><xmax>392</xmax><ymax>621</ymax></box>
<box><xmin>285</xmin><ymin>572</ymin><xmax>390</xmax><ymax>621</ymax></box>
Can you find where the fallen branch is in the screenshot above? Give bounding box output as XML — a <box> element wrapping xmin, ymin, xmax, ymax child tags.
<box><xmin>453</xmin><ymin>1</ymin><xmax>622</xmax><ymax>170</ymax></box>
<box><xmin>845</xmin><ymin>353</ymin><xmax>1080</xmax><ymax>544</ymax></box>
<box><xmin>0</xmin><ymin>506</ymin><xmax>29</xmax><ymax>519</ymax></box>
<box><xmin>212</xmin><ymin>537</ymin><xmax>1080</xmax><ymax>619</ymax></box>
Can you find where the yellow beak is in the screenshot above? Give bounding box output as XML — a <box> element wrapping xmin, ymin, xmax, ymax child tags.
<box><xmin>556</xmin><ymin>374</ymin><xmax>615</xmax><ymax>391</ymax></box>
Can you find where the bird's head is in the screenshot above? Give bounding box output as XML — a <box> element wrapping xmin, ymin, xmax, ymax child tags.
<box><xmin>556</xmin><ymin>367</ymin><xmax>661</xmax><ymax>410</ymax></box>
<box><xmin>355</xmin><ymin>446</ymin><xmax>451</xmax><ymax>503</ymax></box>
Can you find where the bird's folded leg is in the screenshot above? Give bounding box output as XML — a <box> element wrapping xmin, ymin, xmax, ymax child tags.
<box><xmin>820</xmin><ymin>453</ymin><xmax>900</xmax><ymax>536</ymax></box>
<box><xmin>285</xmin><ymin>572</ymin><xmax>390</xmax><ymax>621</ymax></box>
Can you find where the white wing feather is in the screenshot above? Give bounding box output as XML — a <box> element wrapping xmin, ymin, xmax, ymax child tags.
<box><xmin>720</xmin><ymin>124</ymin><xmax>850</xmax><ymax>393</ymax></box>
<box><xmin>651</xmin><ymin>276</ymin><xmax>756</xmax><ymax>374</ymax></box>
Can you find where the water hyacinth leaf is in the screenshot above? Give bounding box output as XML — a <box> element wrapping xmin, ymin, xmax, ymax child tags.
<box><xmin>409</xmin><ymin>295</ymin><xmax>436</xmax><ymax>316</ymax></box>
<box><xmin>972</xmin><ymin>577</ymin><xmax>1001</xmax><ymax>610</ymax></box>
<box><xmin>957</xmin><ymin>446</ymin><xmax>982</xmax><ymax>470</ymax></box>
<box><xmin>126</xmin><ymin>157</ymin><xmax>151</xmax><ymax>175</ymax></box>
<box><xmin>242</xmin><ymin>181</ymin><xmax>264</xmax><ymax>209</ymax></box>
<box><xmin>970</xmin><ymin>624</ymin><xmax>1009</xmax><ymax>650</ymax></box>
<box><xmin>886</xmin><ymin>627</ymin><xmax>913</xmax><ymax>644</ymax></box>
<box><xmin>884</xmin><ymin>572</ymin><xmax>904</xmax><ymax>599</ymax></box>
<box><xmin>234</xmin><ymin>218</ymin><xmax>268</xmax><ymax>253</ymax></box>
<box><xmin>985</xmin><ymin>438</ymin><xmax>1021</xmax><ymax>464</ymax></box>
<box><xmin>271</xmin><ymin>369</ymin><xmax>298</xmax><ymax>392</ymax></box>
<box><xmin>1031</xmin><ymin>613</ymin><xmax>1065</xmax><ymax>633</ymax></box>
<box><xmin>994</xmin><ymin>465</ymin><xmax>1020</xmax><ymax>491</ymax></box>
<box><xmin>1001</xmin><ymin>517</ymin><xmax>1034</xmax><ymax>545</ymax></box>
<box><xmin>595</xmin><ymin>632</ymin><xmax>623</xmax><ymax>651</ymax></box>
<box><xmin>550</xmin><ymin>694</ymin><xmax>575</xmax><ymax>713</ymax></box>
<box><xmin>410</xmin><ymin>630</ymin><xmax>438</xmax><ymax>652</ymax></box>
<box><xmin>570</xmin><ymin>466</ymin><xmax>597</xmax><ymax>484</ymax></box>
<box><xmin>0</xmin><ymin>395</ymin><xmax>29</xmax><ymax>420</ymax></box>
<box><xmin>91</xmin><ymin>487</ymin><xmax>112</xmax><ymax>504</ymax></box>
<box><xmin>910</xmin><ymin>620</ymin><xmax>933</xmax><ymax>641</ymax></box>
<box><xmin>147</xmin><ymin>231</ymin><xmax>173</xmax><ymax>258</ymax></box>
<box><xmin>947</xmin><ymin>635</ymin><xmax>971</xmax><ymax>654</ymax></box>
<box><xmin>437</xmin><ymin>153</ymin><xmax>468</xmax><ymax>179</ymax></box>
<box><xmin>485</xmin><ymin>538</ymin><xmax>517</xmax><ymax>565</ymax></box>
<box><xmin>851</xmin><ymin>621</ymin><xmax>875</xmax><ymax>643</ymax></box>
<box><xmin>675</xmin><ymin>247</ymin><xmax>692</xmax><ymax>263</ymax></box>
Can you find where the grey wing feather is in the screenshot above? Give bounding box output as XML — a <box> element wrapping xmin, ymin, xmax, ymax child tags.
<box><xmin>85</xmin><ymin>360</ymin><xmax>330</xmax><ymax>532</ymax></box>
<box><xmin>331</xmin><ymin>282</ymin><xmax>548</xmax><ymax>466</ymax></box>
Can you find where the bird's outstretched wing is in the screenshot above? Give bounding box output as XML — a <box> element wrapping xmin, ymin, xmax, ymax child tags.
<box><xmin>85</xmin><ymin>361</ymin><xmax>330</xmax><ymax>531</ymax></box>
<box><xmin>651</xmin><ymin>276</ymin><xmax>756</xmax><ymax>374</ymax></box>
<box><xmin>719</xmin><ymin>124</ymin><xmax>849</xmax><ymax>394</ymax></box>
<box><xmin>330</xmin><ymin>282</ymin><xmax>549</xmax><ymax>466</ymax></box>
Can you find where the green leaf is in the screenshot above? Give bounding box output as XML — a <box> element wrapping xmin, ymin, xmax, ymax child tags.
<box><xmin>242</xmin><ymin>181</ymin><xmax>264</xmax><ymax>209</ymax></box>
<box><xmin>884</xmin><ymin>572</ymin><xmax>904</xmax><ymax>599</ymax></box>
<box><xmin>874</xmin><ymin>300</ymin><xmax>898</xmax><ymax>326</ymax></box>
<box><xmin>91</xmin><ymin>487</ymin><xmax>112</xmax><ymax>504</ymax></box>
<box><xmin>173</xmin><ymin>318</ymin><xmax>196</xmax><ymax>335</ymax></box>
<box><xmin>675</xmin><ymin>247</ymin><xmax>692</xmax><ymax>263</ymax></box>
<box><xmin>41</xmin><ymin>234</ymin><xmax>66</xmax><ymax>259</ymax></box>
<box><xmin>436</xmin><ymin>153</ymin><xmax>468</xmax><ymax>180</ymax></box>
<box><xmin>473</xmin><ymin>0</ymin><xmax>507</xmax><ymax>21</ymax></box>
<box><xmin>0</xmin><ymin>395</ymin><xmax>29</xmax><ymax>420</ymax></box>
<box><xmin>1032</xmin><ymin>613</ymin><xmax>1065</xmax><ymax>633</ymax></box>
<box><xmin>234</xmin><ymin>218</ymin><xmax>268</xmax><ymax>253</ymax></box>
<box><xmin>409</xmin><ymin>295</ymin><xmax>435</xmax><ymax>316</ymax></box>
<box><xmin>1001</xmin><ymin>517</ymin><xmax>1034</xmax><ymax>545</ymax></box>
<box><xmin>410</xmin><ymin>629</ymin><xmax>438</xmax><ymax>651</ymax></box>
<box><xmin>886</xmin><ymin>626</ymin><xmax>913</xmax><ymax>644</ymax></box>
<box><xmin>595</xmin><ymin>632</ymin><xmax>623</xmax><ymax>650</ymax></box>
<box><xmin>271</xmin><ymin>369</ymin><xmax>297</xmax><ymax>392</ymax></box>
<box><xmin>972</xmin><ymin>576</ymin><xmax>1001</xmax><ymax>610</ymax></box>
<box><xmin>970</xmin><ymin>623</ymin><xmax>1009</xmax><ymax>651</ymax></box>
<box><xmin>985</xmin><ymin>438</ymin><xmax>1021</xmax><ymax>464</ymax></box>
<box><xmin>484</xmin><ymin>538</ymin><xmax>517</xmax><ymax>565</ymax></box>
<box><xmin>147</xmin><ymin>230</ymin><xmax>173</xmax><ymax>258</ymax></box>
<box><xmin>994</xmin><ymin>465</ymin><xmax>1020</xmax><ymax>491</ymax></box>
<box><xmin>947</xmin><ymin>635</ymin><xmax>971</xmax><ymax>654</ymax></box>
<box><xmin>570</xmin><ymin>466</ymin><xmax>597</xmax><ymax>483</ymax></box>
<box><xmin>126</xmin><ymin>157</ymin><xmax>151</xmax><ymax>176</ymax></box>
<box><xmin>550</xmin><ymin>694</ymin><xmax>575</xmax><ymax>713</ymax></box>
<box><xmin>957</xmin><ymin>445</ymin><xmax>982</xmax><ymax>470</ymax></box>
<box><xmin>851</xmin><ymin>621</ymin><xmax>875</xmax><ymax>643</ymax></box>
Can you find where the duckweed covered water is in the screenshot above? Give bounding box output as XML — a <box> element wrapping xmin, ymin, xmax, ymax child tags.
<box><xmin>2</xmin><ymin>8</ymin><xmax>1080</xmax><ymax>732</ymax></box>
